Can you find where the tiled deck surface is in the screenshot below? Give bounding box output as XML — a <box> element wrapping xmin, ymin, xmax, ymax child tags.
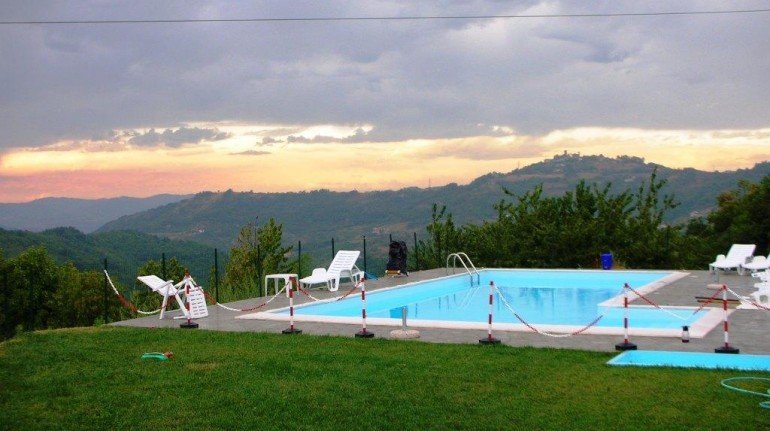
<box><xmin>112</xmin><ymin>269</ymin><xmax>770</xmax><ymax>354</ymax></box>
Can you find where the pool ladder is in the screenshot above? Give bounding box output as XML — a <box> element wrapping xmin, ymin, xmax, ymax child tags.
<box><xmin>446</xmin><ymin>252</ymin><xmax>481</xmax><ymax>285</ymax></box>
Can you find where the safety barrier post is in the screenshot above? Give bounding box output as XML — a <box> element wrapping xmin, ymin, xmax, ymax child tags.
<box><xmin>179</xmin><ymin>273</ymin><xmax>199</xmax><ymax>329</ymax></box>
<box><xmin>715</xmin><ymin>284</ymin><xmax>739</xmax><ymax>354</ymax></box>
<box><xmin>615</xmin><ymin>283</ymin><xmax>637</xmax><ymax>351</ymax></box>
<box><xmin>282</xmin><ymin>277</ymin><xmax>302</xmax><ymax>334</ymax></box>
<box><xmin>479</xmin><ymin>281</ymin><xmax>501</xmax><ymax>344</ymax></box>
<box><xmin>413</xmin><ymin>232</ymin><xmax>419</xmax><ymax>271</ymax></box>
<box><xmin>355</xmin><ymin>276</ymin><xmax>374</xmax><ymax>338</ymax></box>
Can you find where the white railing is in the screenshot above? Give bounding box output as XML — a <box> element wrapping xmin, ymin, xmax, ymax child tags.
<box><xmin>446</xmin><ymin>252</ymin><xmax>481</xmax><ymax>285</ymax></box>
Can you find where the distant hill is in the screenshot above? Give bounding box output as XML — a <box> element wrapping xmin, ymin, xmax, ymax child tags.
<box><xmin>97</xmin><ymin>154</ymin><xmax>770</xmax><ymax>269</ymax></box>
<box><xmin>0</xmin><ymin>194</ymin><xmax>191</xmax><ymax>233</ymax></box>
<box><xmin>0</xmin><ymin>227</ymin><xmax>218</xmax><ymax>286</ymax></box>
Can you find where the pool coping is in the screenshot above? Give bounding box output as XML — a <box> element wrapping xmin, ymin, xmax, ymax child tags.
<box><xmin>238</xmin><ymin>269</ymin><xmax>725</xmax><ymax>338</ymax></box>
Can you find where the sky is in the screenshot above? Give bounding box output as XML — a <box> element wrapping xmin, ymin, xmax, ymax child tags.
<box><xmin>1</xmin><ymin>1</ymin><xmax>769</xmax><ymax>203</ymax></box>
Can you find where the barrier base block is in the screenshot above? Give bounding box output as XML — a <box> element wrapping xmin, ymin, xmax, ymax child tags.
<box><xmin>282</xmin><ymin>328</ymin><xmax>302</xmax><ymax>334</ymax></box>
<box><xmin>479</xmin><ymin>337</ymin><xmax>501</xmax><ymax>345</ymax></box>
<box><xmin>355</xmin><ymin>330</ymin><xmax>375</xmax><ymax>338</ymax></box>
<box><xmin>715</xmin><ymin>345</ymin><xmax>740</xmax><ymax>354</ymax></box>
<box><xmin>615</xmin><ymin>341</ymin><xmax>637</xmax><ymax>351</ymax></box>
<box><xmin>179</xmin><ymin>322</ymin><xmax>199</xmax><ymax>329</ymax></box>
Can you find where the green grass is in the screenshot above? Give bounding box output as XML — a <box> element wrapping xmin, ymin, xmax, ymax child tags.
<box><xmin>1</xmin><ymin>327</ymin><xmax>768</xmax><ymax>431</ymax></box>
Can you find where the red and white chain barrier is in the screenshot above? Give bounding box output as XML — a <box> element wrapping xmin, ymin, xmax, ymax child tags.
<box><xmin>104</xmin><ymin>270</ymin><xmax>163</xmax><ymax>315</ymax></box>
<box><xmin>295</xmin><ymin>279</ymin><xmax>363</xmax><ymax>303</ymax></box>
<box><xmin>724</xmin><ymin>285</ymin><xmax>770</xmax><ymax>311</ymax></box>
<box><xmin>202</xmin><ymin>281</ymin><xmax>288</xmax><ymax>313</ymax></box>
<box><xmin>355</xmin><ymin>276</ymin><xmax>374</xmax><ymax>338</ymax></box>
<box><xmin>623</xmin><ymin>284</ymin><xmax>692</xmax><ymax>321</ymax></box>
<box><xmin>495</xmin><ymin>284</ymin><xmax>604</xmax><ymax>338</ymax></box>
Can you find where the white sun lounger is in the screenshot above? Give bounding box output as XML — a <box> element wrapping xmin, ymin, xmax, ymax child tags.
<box><xmin>709</xmin><ymin>244</ymin><xmax>756</xmax><ymax>275</ymax></box>
<box><xmin>300</xmin><ymin>250</ymin><xmax>363</xmax><ymax>292</ymax></box>
<box><xmin>137</xmin><ymin>275</ymin><xmax>189</xmax><ymax>319</ymax></box>
<box><xmin>741</xmin><ymin>254</ymin><xmax>770</xmax><ymax>273</ymax></box>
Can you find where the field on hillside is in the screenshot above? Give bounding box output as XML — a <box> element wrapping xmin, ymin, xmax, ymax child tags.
<box><xmin>1</xmin><ymin>327</ymin><xmax>769</xmax><ymax>430</ymax></box>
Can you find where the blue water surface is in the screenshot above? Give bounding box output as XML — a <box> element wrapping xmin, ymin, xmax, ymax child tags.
<box><xmin>273</xmin><ymin>269</ymin><xmax>704</xmax><ymax>329</ymax></box>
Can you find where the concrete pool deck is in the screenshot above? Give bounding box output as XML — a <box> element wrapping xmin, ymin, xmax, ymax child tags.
<box><xmin>111</xmin><ymin>269</ymin><xmax>770</xmax><ymax>354</ymax></box>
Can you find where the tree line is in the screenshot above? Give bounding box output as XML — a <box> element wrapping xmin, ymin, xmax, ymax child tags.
<box><xmin>414</xmin><ymin>171</ymin><xmax>770</xmax><ymax>270</ymax></box>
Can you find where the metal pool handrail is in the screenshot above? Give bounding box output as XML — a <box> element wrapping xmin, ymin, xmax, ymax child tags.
<box><xmin>446</xmin><ymin>252</ymin><xmax>480</xmax><ymax>285</ymax></box>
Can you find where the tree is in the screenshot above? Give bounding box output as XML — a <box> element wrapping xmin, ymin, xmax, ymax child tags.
<box><xmin>49</xmin><ymin>265</ymin><xmax>107</xmax><ymax>328</ymax></box>
<box><xmin>224</xmin><ymin>218</ymin><xmax>294</xmax><ymax>298</ymax></box>
<box><xmin>691</xmin><ymin>174</ymin><xmax>770</xmax><ymax>259</ymax></box>
<box><xmin>415</xmin><ymin>204</ymin><xmax>464</xmax><ymax>269</ymax></box>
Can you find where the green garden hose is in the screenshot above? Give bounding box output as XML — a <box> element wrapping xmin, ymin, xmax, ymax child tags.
<box><xmin>141</xmin><ymin>352</ymin><xmax>173</xmax><ymax>361</ymax></box>
<box><xmin>721</xmin><ymin>377</ymin><xmax>770</xmax><ymax>409</ymax></box>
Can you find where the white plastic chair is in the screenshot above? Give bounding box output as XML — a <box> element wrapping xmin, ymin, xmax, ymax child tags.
<box><xmin>137</xmin><ymin>275</ymin><xmax>188</xmax><ymax>319</ymax></box>
<box><xmin>709</xmin><ymin>244</ymin><xmax>756</xmax><ymax>275</ymax></box>
<box><xmin>741</xmin><ymin>254</ymin><xmax>770</xmax><ymax>273</ymax></box>
<box><xmin>299</xmin><ymin>268</ymin><xmax>331</xmax><ymax>290</ymax></box>
<box><xmin>300</xmin><ymin>250</ymin><xmax>363</xmax><ymax>292</ymax></box>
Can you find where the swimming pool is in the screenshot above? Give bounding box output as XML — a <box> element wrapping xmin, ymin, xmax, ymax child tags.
<box><xmin>245</xmin><ymin>269</ymin><xmax>723</xmax><ymax>337</ymax></box>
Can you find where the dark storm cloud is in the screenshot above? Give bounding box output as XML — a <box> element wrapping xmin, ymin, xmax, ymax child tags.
<box><xmin>126</xmin><ymin>127</ymin><xmax>230</xmax><ymax>147</ymax></box>
<box><xmin>0</xmin><ymin>0</ymin><xmax>768</xmax><ymax>150</ymax></box>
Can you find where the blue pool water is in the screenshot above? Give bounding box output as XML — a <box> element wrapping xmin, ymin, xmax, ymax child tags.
<box><xmin>609</xmin><ymin>351</ymin><xmax>770</xmax><ymax>372</ymax></box>
<box><xmin>274</xmin><ymin>269</ymin><xmax>705</xmax><ymax>329</ymax></box>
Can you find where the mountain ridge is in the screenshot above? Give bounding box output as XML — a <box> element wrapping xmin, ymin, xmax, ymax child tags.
<box><xmin>0</xmin><ymin>194</ymin><xmax>192</xmax><ymax>233</ymax></box>
<box><xmin>96</xmin><ymin>154</ymin><xmax>770</xmax><ymax>255</ymax></box>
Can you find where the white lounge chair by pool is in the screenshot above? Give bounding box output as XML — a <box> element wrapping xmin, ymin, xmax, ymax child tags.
<box><xmin>300</xmin><ymin>250</ymin><xmax>363</xmax><ymax>292</ymax></box>
<box><xmin>299</xmin><ymin>268</ymin><xmax>331</xmax><ymax>290</ymax></box>
<box><xmin>709</xmin><ymin>244</ymin><xmax>756</xmax><ymax>275</ymax></box>
<box><xmin>742</xmin><ymin>253</ymin><xmax>770</xmax><ymax>273</ymax></box>
<box><xmin>137</xmin><ymin>275</ymin><xmax>188</xmax><ymax>320</ymax></box>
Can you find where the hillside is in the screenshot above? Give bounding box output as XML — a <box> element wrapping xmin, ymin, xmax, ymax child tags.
<box><xmin>0</xmin><ymin>227</ymin><xmax>217</xmax><ymax>286</ymax></box>
<box><xmin>97</xmin><ymin>154</ymin><xmax>770</xmax><ymax>268</ymax></box>
<box><xmin>0</xmin><ymin>194</ymin><xmax>190</xmax><ymax>233</ymax></box>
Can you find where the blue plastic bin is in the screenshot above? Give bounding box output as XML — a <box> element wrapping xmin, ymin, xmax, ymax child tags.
<box><xmin>600</xmin><ymin>253</ymin><xmax>613</xmax><ymax>270</ymax></box>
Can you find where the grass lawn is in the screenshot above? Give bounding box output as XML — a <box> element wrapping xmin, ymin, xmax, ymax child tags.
<box><xmin>1</xmin><ymin>326</ymin><xmax>768</xmax><ymax>430</ymax></box>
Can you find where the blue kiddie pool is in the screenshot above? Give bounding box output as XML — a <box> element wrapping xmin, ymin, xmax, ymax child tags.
<box><xmin>608</xmin><ymin>350</ymin><xmax>770</xmax><ymax>372</ymax></box>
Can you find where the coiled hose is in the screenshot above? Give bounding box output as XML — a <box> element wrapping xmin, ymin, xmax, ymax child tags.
<box><xmin>721</xmin><ymin>377</ymin><xmax>770</xmax><ymax>409</ymax></box>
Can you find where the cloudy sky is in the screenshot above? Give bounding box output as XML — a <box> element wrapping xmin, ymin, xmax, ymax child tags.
<box><xmin>1</xmin><ymin>1</ymin><xmax>769</xmax><ymax>202</ymax></box>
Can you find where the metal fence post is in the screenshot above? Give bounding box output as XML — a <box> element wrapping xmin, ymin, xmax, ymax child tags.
<box><xmin>331</xmin><ymin>238</ymin><xmax>335</xmax><ymax>259</ymax></box>
<box><xmin>256</xmin><ymin>243</ymin><xmax>262</xmax><ymax>295</ymax></box>
<box><xmin>363</xmin><ymin>235</ymin><xmax>367</xmax><ymax>274</ymax></box>
<box><xmin>298</xmin><ymin>241</ymin><xmax>302</xmax><ymax>279</ymax></box>
<box><xmin>103</xmin><ymin>258</ymin><xmax>109</xmax><ymax>324</ymax></box>
<box><xmin>214</xmin><ymin>248</ymin><xmax>219</xmax><ymax>303</ymax></box>
<box><xmin>413</xmin><ymin>232</ymin><xmax>419</xmax><ymax>271</ymax></box>
<box><xmin>161</xmin><ymin>252</ymin><xmax>167</xmax><ymax>281</ymax></box>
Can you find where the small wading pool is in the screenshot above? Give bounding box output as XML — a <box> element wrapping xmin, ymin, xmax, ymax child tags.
<box><xmin>609</xmin><ymin>351</ymin><xmax>770</xmax><ymax>372</ymax></box>
<box><xmin>242</xmin><ymin>269</ymin><xmax>723</xmax><ymax>337</ymax></box>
